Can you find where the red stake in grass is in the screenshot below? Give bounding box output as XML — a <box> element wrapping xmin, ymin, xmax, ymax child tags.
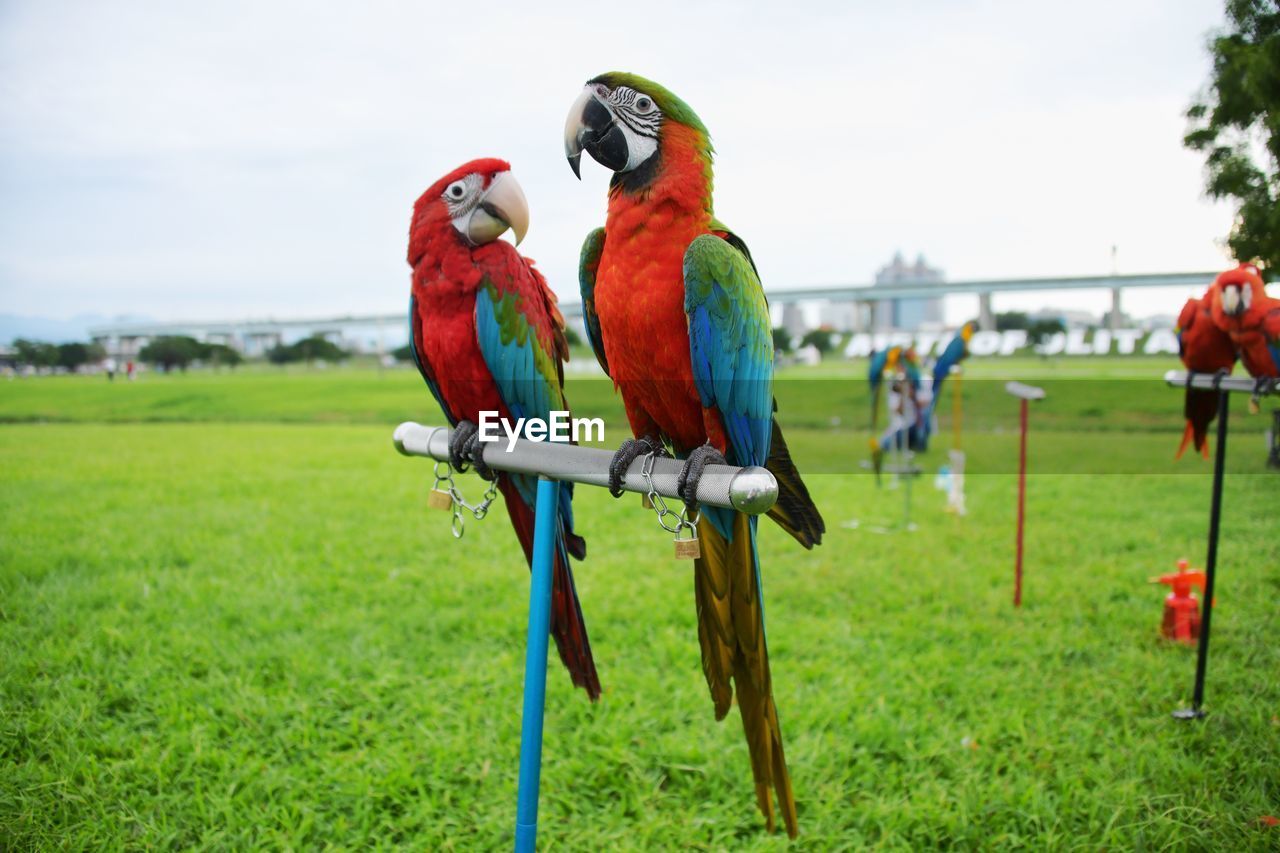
<box><xmin>1005</xmin><ymin>381</ymin><xmax>1046</xmax><ymax>607</ymax></box>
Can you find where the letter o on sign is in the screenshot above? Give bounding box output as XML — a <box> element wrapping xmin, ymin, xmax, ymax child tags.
<box><xmin>969</xmin><ymin>331</ymin><xmax>1001</xmax><ymax>356</ymax></box>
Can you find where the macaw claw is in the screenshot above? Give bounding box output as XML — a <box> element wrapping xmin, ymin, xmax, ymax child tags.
<box><xmin>446</xmin><ymin>420</ymin><xmax>494</xmax><ymax>479</ymax></box>
<box><xmin>607</xmin><ymin>435</ymin><xmax>666</xmax><ymax>497</ymax></box>
<box><xmin>449</xmin><ymin>420</ymin><xmax>478</xmax><ymax>473</ymax></box>
<box><xmin>677</xmin><ymin>443</ymin><xmax>728</xmax><ymax>513</ymax></box>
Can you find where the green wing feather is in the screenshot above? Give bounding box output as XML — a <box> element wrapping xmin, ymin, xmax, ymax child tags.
<box><xmin>577</xmin><ymin>228</ymin><xmax>610</xmax><ymax>376</ymax></box>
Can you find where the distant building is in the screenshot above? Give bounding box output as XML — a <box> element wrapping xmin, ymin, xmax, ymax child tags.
<box><xmin>818</xmin><ymin>300</ymin><xmax>860</xmax><ymax>331</ymax></box>
<box><xmin>871</xmin><ymin>252</ymin><xmax>944</xmax><ymax>331</ymax></box>
<box><xmin>780</xmin><ymin>303</ymin><xmax>807</xmax><ymax>339</ymax></box>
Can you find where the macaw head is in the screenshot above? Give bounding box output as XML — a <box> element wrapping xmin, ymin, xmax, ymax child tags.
<box><xmin>959</xmin><ymin>322</ymin><xmax>976</xmax><ymax>343</ymax></box>
<box><xmin>563</xmin><ymin>72</ymin><xmax>709</xmax><ymax>184</ymax></box>
<box><xmin>1211</xmin><ymin>262</ymin><xmax>1264</xmax><ymax>319</ymax></box>
<box><xmin>410</xmin><ymin>158</ymin><xmax>529</xmax><ymax>249</ymax></box>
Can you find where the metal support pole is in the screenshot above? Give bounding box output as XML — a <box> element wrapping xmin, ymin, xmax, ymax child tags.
<box><xmin>1173</xmin><ymin>390</ymin><xmax>1229</xmax><ymax>720</ymax></box>
<box><xmin>1004</xmin><ymin>381</ymin><xmax>1044</xmax><ymax>607</ymax></box>
<box><xmin>978</xmin><ymin>292</ymin><xmax>994</xmax><ymax>332</ymax></box>
<box><xmin>514</xmin><ymin>476</ymin><xmax>559</xmax><ymax>851</ymax></box>
<box><xmin>1014</xmin><ymin>398</ymin><xmax>1028</xmax><ymax>607</ymax></box>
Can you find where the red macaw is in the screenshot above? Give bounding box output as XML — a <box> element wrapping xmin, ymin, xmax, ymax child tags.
<box><xmin>1175</xmin><ymin>289</ymin><xmax>1235</xmax><ymax>458</ymax></box>
<box><xmin>1209</xmin><ymin>263</ymin><xmax>1280</xmax><ymax>379</ymax></box>
<box><xmin>407</xmin><ymin>158</ymin><xmax>600</xmax><ymax>699</ymax></box>
<box><xmin>1175</xmin><ymin>263</ymin><xmax>1280</xmax><ymax>458</ymax></box>
<box><xmin>565</xmin><ymin>73</ymin><xmax>825</xmax><ymax>837</ymax></box>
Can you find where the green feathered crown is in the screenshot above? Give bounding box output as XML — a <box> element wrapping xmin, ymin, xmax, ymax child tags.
<box><xmin>588</xmin><ymin>72</ymin><xmax>710</xmax><ymax>141</ymax></box>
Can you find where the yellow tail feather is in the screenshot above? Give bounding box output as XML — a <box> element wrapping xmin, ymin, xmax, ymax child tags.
<box><xmin>693</xmin><ymin>512</ymin><xmax>797</xmax><ymax>838</ymax></box>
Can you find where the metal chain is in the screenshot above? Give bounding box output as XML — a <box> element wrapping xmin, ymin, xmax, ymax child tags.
<box><xmin>432</xmin><ymin>460</ymin><xmax>500</xmax><ymax>539</ymax></box>
<box><xmin>640</xmin><ymin>450</ymin><xmax>700</xmax><ymax>543</ymax></box>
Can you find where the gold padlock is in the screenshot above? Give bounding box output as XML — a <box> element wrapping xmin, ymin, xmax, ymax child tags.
<box><xmin>674</xmin><ymin>536</ymin><xmax>701</xmax><ymax>560</ymax></box>
<box><xmin>427</xmin><ymin>488</ymin><xmax>453</xmax><ymax>511</ymax></box>
<box><xmin>641</xmin><ymin>494</ymin><xmax>653</xmax><ymax>510</ymax></box>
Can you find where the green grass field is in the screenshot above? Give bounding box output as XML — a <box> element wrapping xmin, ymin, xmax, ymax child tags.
<box><xmin>2</xmin><ymin>361</ymin><xmax>1278</xmax><ymax>849</ymax></box>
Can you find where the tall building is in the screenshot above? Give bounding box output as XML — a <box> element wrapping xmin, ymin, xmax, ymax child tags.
<box><xmin>871</xmin><ymin>252</ymin><xmax>944</xmax><ymax>331</ymax></box>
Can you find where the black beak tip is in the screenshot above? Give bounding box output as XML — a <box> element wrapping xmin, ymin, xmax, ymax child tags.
<box><xmin>567</xmin><ymin>153</ymin><xmax>582</xmax><ymax>180</ymax></box>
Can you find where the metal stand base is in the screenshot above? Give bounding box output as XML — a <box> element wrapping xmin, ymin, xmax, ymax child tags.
<box><xmin>1172</xmin><ymin>707</ymin><xmax>1207</xmax><ymax>721</ymax></box>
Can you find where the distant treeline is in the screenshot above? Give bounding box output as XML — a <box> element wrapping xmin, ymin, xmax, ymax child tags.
<box><xmin>5</xmin><ymin>334</ymin><xmax>359</xmax><ymax>373</ymax></box>
<box><xmin>9</xmin><ymin>339</ymin><xmax>107</xmax><ymax>370</ymax></box>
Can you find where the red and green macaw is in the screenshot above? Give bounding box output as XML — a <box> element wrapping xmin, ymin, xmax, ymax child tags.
<box><xmin>1175</xmin><ymin>263</ymin><xmax>1280</xmax><ymax>458</ymax></box>
<box><xmin>407</xmin><ymin>158</ymin><xmax>600</xmax><ymax>699</ymax></box>
<box><xmin>565</xmin><ymin>72</ymin><xmax>824</xmax><ymax>837</ymax></box>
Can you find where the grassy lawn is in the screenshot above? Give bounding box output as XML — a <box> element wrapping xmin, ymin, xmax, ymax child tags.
<box><xmin>2</xmin><ymin>362</ymin><xmax>1278</xmax><ymax>849</ymax></box>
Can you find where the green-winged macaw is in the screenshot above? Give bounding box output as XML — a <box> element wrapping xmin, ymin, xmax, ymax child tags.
<box><xmin>407</xmin><ymin>158</ymin><xmax>599</xmax><ymax>699</ymax></box>
<box><xmin>565</xmin><ymin>72</ymin><xmax>825</xmax><ymax>837</ymax></box>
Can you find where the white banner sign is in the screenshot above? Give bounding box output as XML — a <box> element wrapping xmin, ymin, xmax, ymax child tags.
<box><xmin>842</xmin><ymin>328</ymin><xmax>1179</xmax><ymax>358</ymax></box>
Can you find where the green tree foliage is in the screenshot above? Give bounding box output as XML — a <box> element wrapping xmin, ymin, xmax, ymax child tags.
<box><xmin>772</xmin><ymin>327</ymin><xmax>793</xmax><ymax>354</ymax></box>
<box><xmin>391</xmin><ymin>344</ymin><xmax>415</xmax><ymax>362</ymax></box>
<box><xmin>1028</xmin><ymin>318</ymin><xmax>1066</xmax><ymax>347</ymax></box>
<box><xmin>56</xmin><ymin>342</ymin><xmax>106</xmax><ymax>370</ymax></box>
<box><xmin>267</xmin><ymin>336</ymin><xmax>348</xmax><ymax>364</ymax></box>
<box><xmin>203</xmin><ymin>344</ymin><xmax>242</xmax><ymax>368</ymax></box>
<box><xmin>995</xmin><ymin>311</ymin><xmax>1031</xmax><ymax>331</ymax></box>
<box><xmin>563</xmin><ymin>326</ymin><xmax>583</xmax><ymax>348</ymax></box>
<box><xmin>139</xmin><ymin>336</ymin><xmax>204</xmax><ymax>372</ymax></box>
<box><xmin>13</xmin><ymin>339</ymin><xmax>61</xmax><ymax>368</ymax></box>
<box><xmin>1185</xmin><ymin>0</ymin><xmax>1280</xmax><ymax>278</ymax></box>
<box><xmin>800</xmin><ymin>329</ymin><xmax>834</xmax><ymax>354</ymax></box>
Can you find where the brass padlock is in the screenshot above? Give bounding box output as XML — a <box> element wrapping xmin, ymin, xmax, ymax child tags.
<box><xmin>427</xmin><ymin>488</ymin><xmax>453</xmax><ymax>511</ymax></box>
<box><xmin>641</xmin><ymin>494</ymin><xmax>653</xmax><ymax>510</ymax></box>
<box><xmin>674</xmin><ymin>536</ymin><xmax>701</xmax><ymax>560</ymax></box>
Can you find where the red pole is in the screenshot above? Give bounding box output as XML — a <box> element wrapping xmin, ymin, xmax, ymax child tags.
<box><xmin>1014</xmin><ymin>397</ymin><xmax>1028</xmax><ymax>606</ymax></box>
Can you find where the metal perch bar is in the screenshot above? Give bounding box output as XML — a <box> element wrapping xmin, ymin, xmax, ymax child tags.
<box><xmin>1164</xmin><ymin>370</ymin><xmax>1280</xmax><ymax>395</ymax></box>
<box><xmin>393</xmin><ymin>421</ymin><xmax>779</xmax><ymax>515</ymax></box>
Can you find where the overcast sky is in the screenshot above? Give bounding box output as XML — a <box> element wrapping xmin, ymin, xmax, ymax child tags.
<box><xmin>0</xmin><ymin>0</ymin><xmax>1238</xmax><ymax>326</ymax></box>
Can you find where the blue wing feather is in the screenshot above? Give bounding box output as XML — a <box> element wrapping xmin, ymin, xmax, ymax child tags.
<box><xmin>684</xmin><ymin>233</ymin><xmax>774</xmax><ymax>542</ymax></box>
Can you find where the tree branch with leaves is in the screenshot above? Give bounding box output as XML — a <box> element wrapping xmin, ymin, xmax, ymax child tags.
<box><xmin>1185</xmin><ymin>0</ymin><xmax>1280</xmax><ymax>279</ymax></box>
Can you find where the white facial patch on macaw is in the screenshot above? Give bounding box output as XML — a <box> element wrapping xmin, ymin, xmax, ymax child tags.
<box><xmin>444</xmin><ymin>172</ymin><xmax>508</xmax><ymax>246</ymax></box>
<box><xmin>1223</xmin><ymin>284</ymin><xmax>1242</xmax><ymax>315</ymax></box>
<box><xmin>444</xmin><ymin>172</ymin><xmax>485</xmax><ymax>228</ymax></box>
<box><xmin>606</xmin><ymin>86</ymin><xmax>661</xmax><ymax>171</ymax></box>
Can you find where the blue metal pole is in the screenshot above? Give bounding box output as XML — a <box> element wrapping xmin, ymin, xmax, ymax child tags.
<box><xmin>514</xmin><ymin>476</ymin><xmax>559</xmax><ymax>852</ymax></box>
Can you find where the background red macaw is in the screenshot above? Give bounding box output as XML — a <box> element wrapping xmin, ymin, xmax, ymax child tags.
<box><xmin>565</xmin><ymin>72</ymin><xmax>825</xmax><ymax>837</ymax></box>
<box><xmin>407</xmin><ymin>158</ymin><xmax>600</xmax><ymax>699</ymax></box>
<box><xmin>1175</xmin><ymin>263</ymin><xmax>1280</xmax><ymax>458</ymax></box>
<box><xmin>1209</xmin><ymin>263</ymin><xmax>1280</xmax><ymax>379</ymax></box>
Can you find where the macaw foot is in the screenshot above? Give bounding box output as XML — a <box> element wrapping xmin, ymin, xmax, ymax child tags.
<box><xmin>449</xmin><ymin>420</ymin><xmax>496</xmax><ymax>480</ymax></box>
<box><xmin>676</xmin><ymin>443</ymin><xmax>727</xmax><ymax>514</ymax></box>
<box><xmin>448</xmin><ymin>421</ymin><xmax>478</xmax><ymax>472</ymax></box>
<box><xmin>607</xmin><ymin>435</ymin><xmax>666</xmax><ymax>498</ymax></box>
